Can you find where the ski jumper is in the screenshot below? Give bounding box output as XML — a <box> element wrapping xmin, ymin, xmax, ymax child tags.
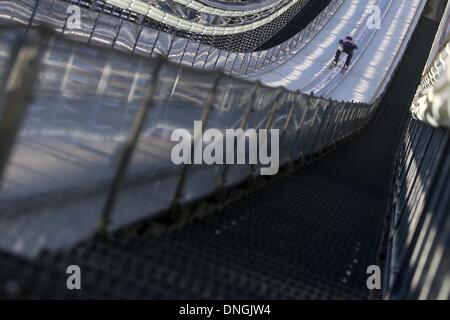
<box><xmin>334</xmin><ymin>39</ymin><xmax>358</xmax><ymax>67</ymax></box>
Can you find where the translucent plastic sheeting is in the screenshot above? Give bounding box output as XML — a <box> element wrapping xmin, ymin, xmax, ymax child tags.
<box><xmin>135</xmin><ymin>27</ymin><xmax>161</xmax><ymax>57</ymax></box>
<box><xmin>180</xmin><ymin>40</ymin><xmax>201</xmax><ymax>66</ymax></box>
<box><xmin>0</xmin><ymin>28</ymin><xmax>377</xmax><ymax>256</ymax></box>
<box><xmin>168</xmin><ymin>37</ymin><xmax>189</xmax><ymax>64</ymax></box>
<box><xmin>114</xmin><ymin>21</ymin><xmax>141</xmax><ymax>53</ymax></box>
<box><xmin>185</xmin><ymin>77</ymin><xmax>257</xmax><ymax>195</ymax></box>
<box><xmin>153</xmin><ymin>32</ymin><xmax>175</xmax><ymax>58</ymax></box>
<box><xmin>32</xmin><ymin>0</ymin><xmax>71</xmax><ymax>33</ymax></box>
<box><xmin>0</xmin><ymin>28</ymin><xmax>22</xmax><ymax>115</ymax></box>
<box><xmin>0</xmin><ymin>30</ymin><xmax>156</xmax><ymax>256</ymax></box>
<box><xmin>108</xmin><ymin>64</ymin><xmax>217</xmax><ymax>229</ymax></box>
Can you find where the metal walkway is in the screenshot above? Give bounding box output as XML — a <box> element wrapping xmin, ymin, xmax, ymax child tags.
<box><xmin>0</xmin><ymin>15</ymin><xmax>438</xmax><ymax>300</ymax></box>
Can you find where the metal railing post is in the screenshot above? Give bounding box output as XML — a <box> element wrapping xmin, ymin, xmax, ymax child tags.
<box><xmin>249</xmin><ymin>88</ymin><xmax>285</xmax><ymax>176</ymax></box>
<box><xmin>217</xmin><ymin>84</ymin><xmax>259</xmax><ymax>189</ymax></box>
<box><xmin>338</xmin><ymin>102</ymin><xmax>350</xmax><ymax>139</ymax></box>
<box><xmin>308</xmin><ymin>99</ymin><xmax>329</xmax><ymax>154</ymax></box>
<box><xmin>96</xmin><ymin>57</ymin><xmax>165</xmax><ymax>236</ymax></box>
<box><xmin>328</xmin><ymin>101</ymin><xmax>345</xmax><ymax>144</ymax></box>
<box><xmin>176</xmin><ymin>38</ymin><xmax>190</xmax><ymax>63</ymax></box>
<box><xmin>149</xmin><ymin>30</ymin><xmax>162</xmax><ymax>58</ymax></box>
<box><xmin>315</xmin><ymin>102</ymin><xmax>335</xmax><ymax>151</ymax></box>
<box><xmin>288</xmin><ymin>93</ymin><xmax>311</xmax><ymax>162</ymax></box>
<box><xmin>191</xmin><ymin>41</ymin><xmax>202</xmax><ymax>68</ymax></box>
<box><xmin>325</xmin><ymin>102</ymin><xmax>342</xmax><ymax>145</ymax></box>
<box><xmin>0</xmin><ymin>29</ymin><xmax>47</xmax><ymax>182</ymax></box>
<box><xmin>245</xmin><ymin>51</ymin><xmax>257</xmax><ymax>75</ymax></box>
<box><xmin>302</xmin><ymin>97</ymin><xmax>321</xmax><ymax>156</ymax></box>
<box><xmin>169</xmin><ymin>73</ymin><xmax>223</xmax><ymax>208</ymax></box>
<box><xmin>345</xmin><ymin>103</ymin><xmax>355</xmax><ymax>136</ymax></box>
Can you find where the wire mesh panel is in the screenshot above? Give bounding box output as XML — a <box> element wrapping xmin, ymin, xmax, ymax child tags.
<box><xmin>290</xmin><ymin>96</ymin><xmax>318</xmax><ymax>159</ymax></box>
<box><xmin>213</xmin><ymin>50</ymin><xmax>229</xmax><ymax>70</ymax></box>
<box><xmin>179</xmin><ymin>40</ymin><xmax>200</xmax><ymax>66</ymax></box>
<box><xmin>192</xmin><ymin>44</ymin><xmax>211</xmax><ymax>70</ymax></box>
<box><xmin>90</xmin><ymin>13</ymin><xmax>124</xmax><ymax>48</ymax></box>
<box><xmin>210</xmin><ymin>79</ymin><xmax>257</xmax><ymax>188</ymax></box>
<box><xmin>317</xmin><ymin>103</ymin><xmax>342</xmax><ymax>148</ymax></box>
<box><xmin>310</xmin><ymin>103</ymin><xmax>331</xmax><ymax>153</ymax></box>
<box><xmin>108</xmin><ymin>64</ymin><xmax>219</xmax><ymax>229</ymax></box>
<box><xmin>179</xmin><ymin>77</ymin><xmax>256</xmax><ymax>203</ymax></box>
<box><xmin>0</xmin><ymin>5</ymin><xmax>442</xmax><ymax>300</ymax></box>
<box><xmin>203</xmin><ymin>47</ymin><xmax>221</xmax><ymax>70</ymax></box>
<box><xmin>304</xmin><ymin>100</ymin><xmax>330</xmax><ymax>155</ymax></box>
<box><xmin>224</xmin><ymin>86</ymin><xmax>279</xmax><ymax>183</ymax></box>
<box><xmin>230</xmin><ymin>52</ymin><xmax>245</xmax><ymax>75</ymax></box>
<box><xmin>167</xmin><ymin>36</ymin><xmax>189</xmax><ymax>64</ymax></box>
<box><xmin>152</xmin><ymin>31</ymin><xmax>174</xmax><ymax>58</ymax></box>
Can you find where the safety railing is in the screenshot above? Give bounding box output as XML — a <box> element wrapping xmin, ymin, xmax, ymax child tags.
<box><xmin>423</xmin><ymin>0</ymin><xmax>450</xmax><ymax>74</ymax></box>
<box><xmin>411</xmin><ymin>39</ymin><xmax>450</xmax><ymax>129</ymax></box>
<box><xmin>411</xmin><ymin>0</ymin><xmax>450</xmax><ymax>130</ymax></box>
<box><xmin>0</xmin><ymin>0</ymin><xmax>342</xmax><ymax>75</ymax></box>
<box><xmin>384</xmin><ymin>7</ymin><xmax>450</xmax><ymax>299</ymax></box>
<box><xmin>384</xmin><ymin>116</ymin><xmax>450</xmax><ymax>300</ymax></box>
<box><xmin>0</xmin><ymin>26</ymin><xmax>379</xmax><ymax>257</ymax></box>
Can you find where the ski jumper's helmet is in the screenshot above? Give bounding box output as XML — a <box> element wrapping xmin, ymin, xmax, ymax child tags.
<box><xmin>345</xmin><ymin>36</ymin><xmax>353</xmax><ymax>41</ymax></box>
